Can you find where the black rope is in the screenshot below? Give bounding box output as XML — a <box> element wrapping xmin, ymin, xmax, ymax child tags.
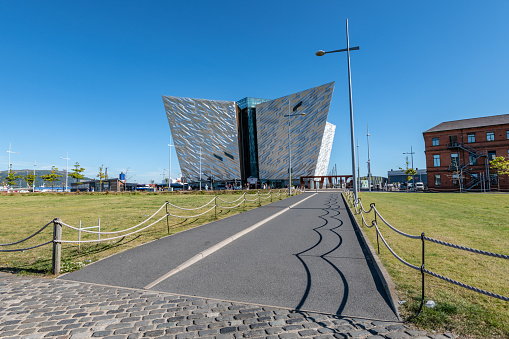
<box><xmin>0</xmin><ymin>220</ymin><xmax>53</xmax><ymax>246</ymax></box>
<box><xmin>424</xmin><ymin>268</ymin><xmax>509</xmax><ymax>302</ymax></box>
<box><xmin>424</xmin><ymin>236</ymin><xmax>509</xmax><ymax>260</ymax></box>
<box><xmin>0</xmin><ymin>240</ymin><xmax>53</xmax><ymax>252</ymax></box>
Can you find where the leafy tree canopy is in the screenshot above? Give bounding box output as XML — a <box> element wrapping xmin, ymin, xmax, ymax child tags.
<box><xmin>69</xmin><ymin>162</ymin><xmax>86</xmax><ymax>184</ymax></box>
<box><xmin>6</xmin><ymin>165</ymin><xmax>22</xmax><ymax>186</ymax></box>
<box><xmin>40</xmin><ymin>166</ymin><xmax>63</xmax><ymax>190</ymax></box>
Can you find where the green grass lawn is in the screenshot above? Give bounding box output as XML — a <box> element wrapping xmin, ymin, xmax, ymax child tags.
<box><xmin>348</xmin><ymin>192</ymin><xmax>509</xmax><ymax>338</ymax></box>
<box><xmin>0</xmin><ymin>190</ymin><xmax>290</xmax><ymax>276</ymax></box>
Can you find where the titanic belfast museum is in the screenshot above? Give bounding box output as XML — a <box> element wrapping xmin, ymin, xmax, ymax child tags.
<box><xmin>162</xmin><ymin>82</ymin><xmax>336</xmax><ymax>187</ymax></box>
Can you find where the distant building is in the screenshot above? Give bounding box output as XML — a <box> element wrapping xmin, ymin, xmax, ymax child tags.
<box><xmin>423</xmin><ymin>113</ymin><xmax>509</xmax><ymax>191</ymax></box>
<box><xmin>387</xmin><ymin>169</ymin><xmax>427</xmax><ymax>186</ymax></box>
<box><xmin>71</xmin><ymin>176</ymin><xmax>137</xmax><ymax>192</ymax></box>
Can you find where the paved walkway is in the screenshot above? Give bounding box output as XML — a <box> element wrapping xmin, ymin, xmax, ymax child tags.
<box><xmin>0</xmin><ymin>273</ymin><xmax>456</xmax><ymax>339</ymax></box>
<box><xmin>0</xmin><ymin>191</ymin><xmax>458</xmax><ymax>338</ymax></box>
<box><xmin>61</xmin><ymin>192</ymin><xmax>394</xmax><ymax>320</ymax></box>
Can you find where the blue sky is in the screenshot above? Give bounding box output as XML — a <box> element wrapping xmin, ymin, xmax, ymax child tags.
<box><xmin>1</xmin><ymin>1</ymin><xmax>508</xmax><ymax>183</ymax></box>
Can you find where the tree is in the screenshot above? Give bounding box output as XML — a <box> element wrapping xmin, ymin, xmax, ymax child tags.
<box><xmin>97</xmin><ymin>165</ymin><xmax>107</xmax><ymax>192</ymax></box>
<box><xmin>40</xmin><ymin>166</ymin><xmax>63</xmax><ymax>191</ymax></box>
<box><xmin>490</xmin><ymin>156</ymin><xmax>509</xmax><ymax>191</ymax></box>
<box><xmin>69</xmin><ymin>162</ymin><xmax>86</xmax><ymax>186</ymax></box>
<box><xmin>24</xmin><ymin>173</ymin><xmax>37</xmax><ymax>191</ymax></box>
<box><xmin>5</xmin><ymin>165</ymin><xmax>22</xmax><ymax>188</ymax></box>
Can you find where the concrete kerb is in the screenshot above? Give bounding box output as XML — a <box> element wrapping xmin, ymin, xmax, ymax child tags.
<box><xmin>341</xmin><ymin>193</ymin><xmax>402</xmax><ymax>321</ymax></box>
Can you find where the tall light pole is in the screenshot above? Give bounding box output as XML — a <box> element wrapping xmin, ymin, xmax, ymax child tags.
<box><xmin>7</xmin><ymin>143</ymin><xmax>19</xmax><ymax>172</ymax></box>
<box><xmin>367</xmin><ymin>123</ymin><xmax>371</xmax><ymax>192</ymax></box>
<box><xmin>199</xmin><ymin>146</ymin><xmax>202</xmax><ymax>191</ymax></box>
<box><xmin>284</xmin><ymin>99</ymin><xmax>305</xmax><ymax>196</ymax></box>
<box><xmin>60</xmin><ymin>152</ymin><xmax>70</xmax><ymax>192</ymax></box>
<box><xmin>33</xmin><ymin>160</ymin><xmax>37</xmax><ymax>192</ymax></box>
<box><xmin>356</xmin><ymin>139</ymin><xmax>360</xmax><ymax>192</ymax></box>
<box><xmin>168</xmin><ymin>139</ymin><xmax>174</xmax><ymax>191</ymax></box>
<box><xmin>316</xmin><ymin>18</ymin><xmax>360</xmax><ymax>202</ymax></box>
<box><xmin>403</xmin><ymin>146</ymin><xmax>415</xmax><ymax>189</ymax></box>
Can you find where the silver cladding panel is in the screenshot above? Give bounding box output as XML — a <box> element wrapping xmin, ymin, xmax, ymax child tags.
<box><xmin>256</xmin><ymin>82</ymin><xmax>335</xmax><ymax>180</ymax></box>
<box><xmin>162</xmin><ymin>96</ymin><xmax>241</xmax><ymax>181</ymax></box>
<box><xmin>315</xmin><ymin>122</ymin><xmax>336</xmax><ymax>176</ymax></box>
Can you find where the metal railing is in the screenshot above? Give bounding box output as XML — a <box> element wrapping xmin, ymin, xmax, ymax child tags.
<box><xmin>1</xmin><ymin>189</ymin><xmax>299</xmax><ymax>274</ymax></box>
<box><xmin>344</xmin><ymin>190</ymin><xmax>508</xmax><ymax>318</ymax></box>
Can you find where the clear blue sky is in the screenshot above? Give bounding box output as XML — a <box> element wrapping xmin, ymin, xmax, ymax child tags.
<box><xmin>1</xmin><ymin>1</ymin><xmax>508</xmax><ymax>183</ymax></box>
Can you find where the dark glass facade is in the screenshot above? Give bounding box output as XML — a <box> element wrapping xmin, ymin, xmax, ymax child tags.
<box><xmin>236</xmin><ymin>97</ymin><xmax>269</xmax><ymax>181</ymax></box>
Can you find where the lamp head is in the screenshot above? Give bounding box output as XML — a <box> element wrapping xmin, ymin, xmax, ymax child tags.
<box><xmin>316</xmin><ymin>50</ymin><xmax>326</xmax><ymax>56</ymax></box>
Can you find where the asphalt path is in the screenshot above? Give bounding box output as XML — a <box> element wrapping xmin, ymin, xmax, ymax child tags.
<box><xmin>61</xmin><ymin>192</ymin><xmax>398</xmax><ymax>321</ymax></box>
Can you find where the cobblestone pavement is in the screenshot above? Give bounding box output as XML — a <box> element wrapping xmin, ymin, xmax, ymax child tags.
<box><xmin>0</xmin><ymin>273</ymin><xmax>457</xmax><ymax>339</ymax></box>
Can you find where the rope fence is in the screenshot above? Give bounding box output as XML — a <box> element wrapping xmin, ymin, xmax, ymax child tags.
<box><xmin>1</xmin><ymin>188</ymin><xmax>298</xmax><ymax>274</ymax></box>
<box><xmin>344</xmin><ymin>190</ymin><xmax>509</xmax><ymax>318</ymax></box>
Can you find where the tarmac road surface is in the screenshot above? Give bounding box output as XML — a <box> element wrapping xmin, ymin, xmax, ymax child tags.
<box><xmin>61</xmin><ymin>191</ymin><xmax>398</xmax><ymax>321</ymax></box>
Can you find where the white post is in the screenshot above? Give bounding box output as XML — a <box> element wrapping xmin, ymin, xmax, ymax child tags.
<box><xmin>199</xmin><ymin>146</ymin><xmax>202</xmax><ymax>191</ymax></box>
<box><xmin>168</xmin><ymin>139</ymin><xmax>174</xmax><ymax>191</ymax></box>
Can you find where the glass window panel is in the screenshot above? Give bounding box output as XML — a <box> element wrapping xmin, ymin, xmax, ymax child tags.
<box><xmin>433</xmin><ymin>155</ymin><xmax>440</xmax><ymax>167</ymax></box>
<box><xmin>467</xmin><ymin>134</ymin><xmax>475</xmax><ymax>143</ymax></box>
<box><xmin>432</xmin><ymin>138</ymin><xmax>439</xmax><ymax>146</ymax></box>
<box><xmin>435</xmin><ymin>175</ymin><xmax>441</xmax><ymax>186</ymax></box>
<box><xmin>487</xmin><ymin>132</ymin><xmax>495</xmax><ymax>141</ymax></box>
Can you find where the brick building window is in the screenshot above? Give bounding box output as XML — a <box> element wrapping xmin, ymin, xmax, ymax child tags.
<box><xmin>467</xmin><ymin>134</ymin><xmax>475</xmax><ymax>143</ymax></box>
<box><xmin>469</xmin><ymin>153</ymin><xmax>477</xmax><ymax>165</ymax></box>
<box><xmin>435</xmin><ymin>175</ymin><xmax>441</xmax><ymax>186</ymax></box>
<box><xmin>452</xmin><ymin>174</ymin><xmax>459</xmax><ymax>186</ymax></box>
<box><xmin>487</xmin><ymin>132</ymin><xmax>495</xmax><ymax>141</ymax></box>
<box><xmin>451</xmin><ymin>153</ymin><xmax>459</xmax><ymax>168</ymax></box>
<box><xmin>507</xmin><ymin>131</ymin><xmax>509</xmax><ymax>139</ymax></box>
<box><xmin>432</xmin><ymin>138</ymin><xmax>439</xmax><ymax>146</ymax></box>
<box><xmin>433</xmin><ymin>155</ymin><xmax>440</xmax><ymax>167</ymax></box>
<box><xmin>488</xmin><ymin>151</ymin><xmax>496</xmax><ymax>161</ymax></box>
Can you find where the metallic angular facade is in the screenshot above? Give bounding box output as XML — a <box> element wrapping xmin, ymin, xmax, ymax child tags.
<box><xmin>315</xmin><ymin>122</ymin><xmax>336</xmax><ymax>176</ymax></box>
<box><xmin>163</xmin><ymin>82</ymin><xmax>336</xmax><ymax>184</ymax></box>
<box><xmin>256</xmin><ymin>82</ymin><xmax>336</xmax><ymax>180</ymax></box>
<box><xmin>162</xmin><ymin>96</ymin><xmax>241</xmax><ymax>181</ymax></box>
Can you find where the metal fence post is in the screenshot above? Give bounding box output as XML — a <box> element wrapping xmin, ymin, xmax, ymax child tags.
<box><xmin>372</xmin><ymin>203</ymin><xmax>380</xmax><ymax>254</ymax></box>
<box><xmin>413</xmin><ymin>232</ymin><xmax>426</xmax><ymax>319</ymax></box>
<box><xmin>166</xmin><ymin>201</ymin><xmax>169</xmax><ymax>234</ymax></box>
<box><xmin>52</xmin><ymin>218</ymin><xmax>62</xmax><ymax>275</ymax></box>
<box><xmin>215</xmin><ymin>196</ymin><xmax>217</xmax><ymax>219</ymax></box>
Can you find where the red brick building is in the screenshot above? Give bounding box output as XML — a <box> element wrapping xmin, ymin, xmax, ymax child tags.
<box><xmin>423</xmin><ymin>114</ymin><xmax>509</xmax><ymax>191</ymax></box>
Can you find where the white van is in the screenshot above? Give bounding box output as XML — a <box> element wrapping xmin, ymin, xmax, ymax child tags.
<box><xmin>415</xmin><ymin>182</ymin><xmax>425</xmax><ymax>191</ymax></box>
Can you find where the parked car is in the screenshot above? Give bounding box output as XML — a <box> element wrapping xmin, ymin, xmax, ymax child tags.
<box><xmin>415</xmin><ymin>182</ymin><xmax>425</xmax><ymax>191</ymax></box>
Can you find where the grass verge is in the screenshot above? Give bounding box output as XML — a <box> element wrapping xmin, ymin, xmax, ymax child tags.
<box><xmin>348</xmin><ymin>192</ymin><xmax>509</xmax><ymax>338</ymax></box>
<box><xmin>0</xmin><ymin>190</ymin><xmax>291</xmax><ymax>277</ymax></box>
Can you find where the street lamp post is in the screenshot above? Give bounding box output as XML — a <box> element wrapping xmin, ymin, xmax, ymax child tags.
<box><xmin>367</xmin><ymin>123</ymin><xmax>371</xmax><ymax>192</ymax></box>
<box><xmin>168</xmin><ymin>139</ymin><xmax>174</xmax><ymax>191</ymax></box>
<box><xmin>356</xmin><ymin>140</ymin><xmax>360</xmax><ymax>192</ymax></box>
<box><xmin>33</xmin><ymin>160</ymin><xmax>37</xmax><ymax>192</ymax></box>
<box><xmin>7</xmin><ymin>143</ymin><xmax>19</xmax><ymax>173</ymax></box>
<box><xmin>403</xmin><ymin>146</ymin><xmax>415</xmax><ymax>190</ymax></box>
<box><xmin>284</xmin><ymin>99</ymin><xmax>306</xmax><ymax>196</ymax></box>
<box><xmin>199</xmin><ymin>146</ymin><xmax>202</xmax><ymax>191</ymax></box>
<box><xmin>60</xmin><ymin>152</ymin><xmax>70</xmax><ymax>192</ymax></box>
<box><xmin>316</xmin><ymin>18</ymin><xmax>360</xmax><ymax>203</ymax></box>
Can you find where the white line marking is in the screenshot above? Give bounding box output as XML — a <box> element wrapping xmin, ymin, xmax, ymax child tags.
<box><xmin>144</xmin><ymin>193</ymin><xmax>317</xmax><ymax>290</ymax></box>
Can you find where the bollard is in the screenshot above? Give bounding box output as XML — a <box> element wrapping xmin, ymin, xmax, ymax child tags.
<box><xmin>258</xmin><ymin>191</ymin><xmax>261</xmax><ymax>206</ymax></box>
<box><xmin>52</xmin><ymin>218</ymin><xmax>62</xmax><ymax>275</ymax></box>
<box><xmin>215</xmin><ymin>196</ymin><xmax>217</xmax><ymax>219</ymax></box>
